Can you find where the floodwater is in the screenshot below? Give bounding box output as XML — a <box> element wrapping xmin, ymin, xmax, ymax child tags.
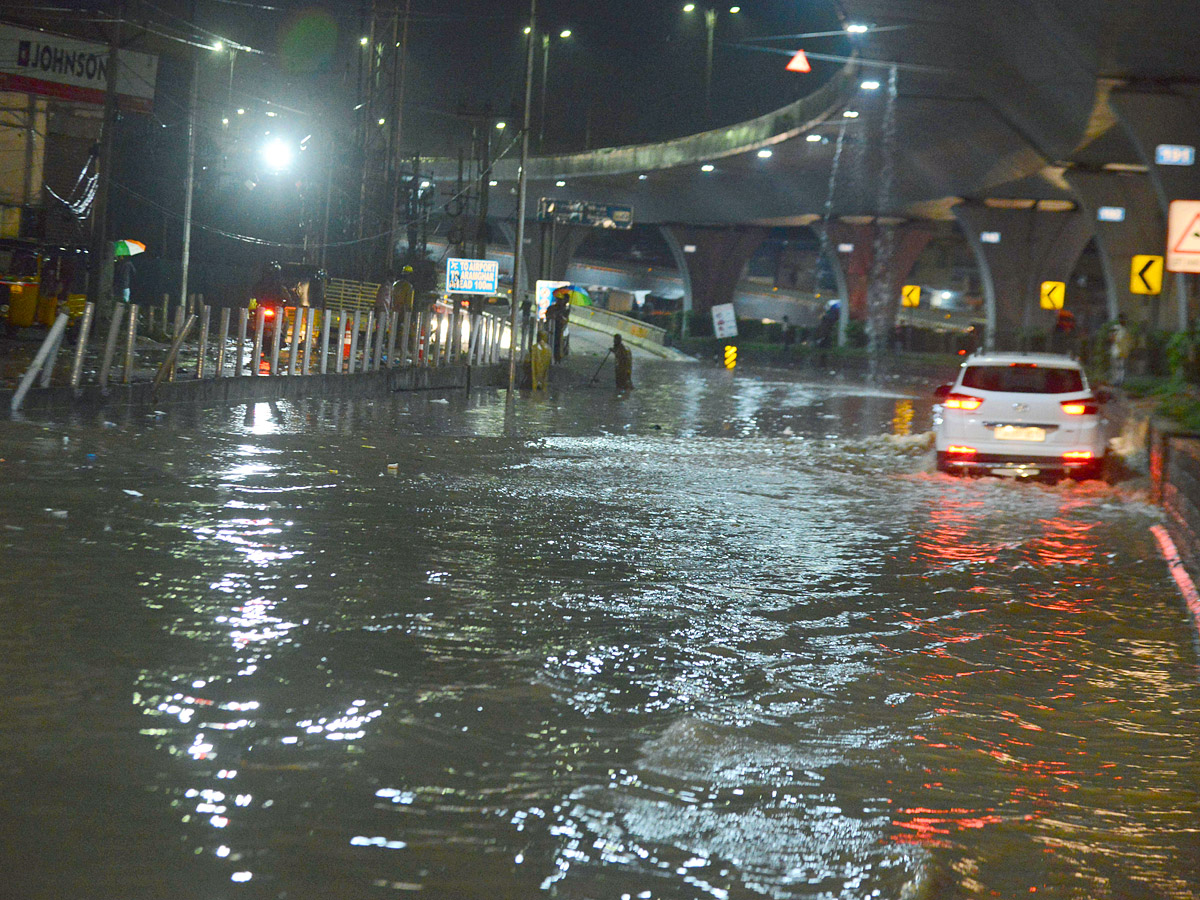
<box><xmin>1</xmin><ymin>363</ymin><xmax>1198</xmax><ymax>900</ymax></box>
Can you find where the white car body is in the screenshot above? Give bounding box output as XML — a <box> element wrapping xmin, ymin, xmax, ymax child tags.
<box><xmin>933</xmin><ymin>352</ymin><xmax>1110</xmax><ymax>479</ymax></box>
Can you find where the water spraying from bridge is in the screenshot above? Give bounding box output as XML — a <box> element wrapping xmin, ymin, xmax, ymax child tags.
<box><xmin>818</xmin><ymin>121</ymin><xmax>849</xmax><ymax>346</ymax></box>
<box><xmin>866</xmin><ymin>65</ymin><xmax>900</xmax><ymax>378</ymax></box>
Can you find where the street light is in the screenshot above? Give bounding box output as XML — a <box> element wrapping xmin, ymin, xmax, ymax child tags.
<box><xmin>260</xmin><ymin>138</ymin><xmax>294</xmax><ymax>172</ymax></box>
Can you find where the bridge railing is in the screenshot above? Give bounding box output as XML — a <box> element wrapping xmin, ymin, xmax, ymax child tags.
<box><xmin>568</xmin><ymin>303</ymin><xmax>668</xmax><ymax>346</ymax></box>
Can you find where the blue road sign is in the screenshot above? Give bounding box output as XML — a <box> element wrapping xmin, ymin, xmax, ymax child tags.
<box><xmin>1156</xmin><ymin>144</ymin><xmax>1196</xmax><ymax>167</ymax></box>
<box><xmin>446</xmin><ymin>258</ymin><xmax>500</xmax><ymax>294</ymax></box>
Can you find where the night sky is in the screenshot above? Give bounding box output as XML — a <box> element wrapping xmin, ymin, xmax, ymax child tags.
<box><xmin>159</xmin><ymin>0</ymin><xmax>846</xmax><ymax>154</ymax></box>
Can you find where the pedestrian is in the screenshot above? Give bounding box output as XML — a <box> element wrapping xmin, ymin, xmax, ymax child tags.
<box><xmin>613</xmin><ymin>333</ymin><xmax>633</xmax><ymax>391</ymax></box>
<box><xmin>530</xmin><ymin>329</ymin><xmax>551</xmax><ymax>390</ymax></box>
<box><xmin>113</xmin><ymin>257</ymin><xmax>134</xmax><ymax>305</ymax></box>
<box><xmin>781</xmin><ymin>315</ymin><xmax>795</xmax><ymax>352</ymax></box>
<box><xmin>1109</xmin><ymin>314</ymin><xmax>1132</xmax><ymax>386</ymax></box>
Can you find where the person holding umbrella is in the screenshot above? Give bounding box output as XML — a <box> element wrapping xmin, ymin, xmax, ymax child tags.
<box><xmin>112</xmin><ymin>240</ymin><xmax>145</xmax><ymax>305</ymax></box>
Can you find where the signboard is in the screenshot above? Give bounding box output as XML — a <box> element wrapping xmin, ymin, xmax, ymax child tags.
<box><xmin>535</xmin><ymin>279</ymin><xmax>569</xmax><ymax>320</ymax></box>
<box><xmin>901</xmin><ymin>285</ymin><xmax>921</xmax><ymax>308</ymax></box>
<box><xmin>0</xmin><ymin>23</ymin><xmax>158</xmax><ymax>112</ymax></box>
<box><xmin>537</xmin><ymin>198</ymin><xmax>633</xmax><ymax>230</ymax></box>
<box><xmin>1131</xmin><ymin>255</ymin><xmax>1164</xmax><ymax>295</ymax></box>
<box><xmin>1039</xmin><ymin>281</ymin><xmax>1065</xmax><ymax>310</ymax></box>
<box><xmin>786</xmin><ymin>50</ymin><xmax>812</xmax><ymax>73</ymax></box>
<box><xmin>1167</xmin><ymin>200</ymin><xmax>1200</xmax><ymax>273</ymax></box>
<box><xmin>711</xmin><ymin>303</ymin><xmax>737</xmax><ymax>339</ymax></box>
<box><xmin>1097</xmin><ymin>206</ymin><xmax>1126</xmax><ymax>222</ymax></box>
<box><xmin>1156</xmin><ymin>144</ymin><xmax>1196</xmax><ymax>167</ymax></box>
<box><xmin>446</xmin><ymin>258</ymin><xmax>499</xmax><ymax>294</ymax></box>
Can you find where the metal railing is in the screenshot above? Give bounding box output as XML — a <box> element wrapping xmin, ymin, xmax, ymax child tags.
<box><xmin>10</xmin><ymin>293</ymin><xmax>512</xmax><ymax>413</ymax></box>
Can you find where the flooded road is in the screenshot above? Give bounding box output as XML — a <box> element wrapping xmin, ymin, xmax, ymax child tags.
<box><xmin>2</xmin><ymin>364</ymin><xmax>1198</xmax><ymax>900</ymax></box>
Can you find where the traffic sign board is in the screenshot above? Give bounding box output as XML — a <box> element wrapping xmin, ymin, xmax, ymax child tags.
<box><xmin>901</xmin><ymin>285</ymin><xmax>921</xmax><ymax>308</ymax></box>
<box><xmin>446</xmin><ymin>258</ymin><xmax>499</xmax><ymax>294</ymax></box>
<box><xmin>786</xmin><ymin>50</ymin><xmax>811</xmax><ymax>73</ymax></box>
<box><xmin>711</xmin><ymin>303</ymin><xmax>738</xmax><ymax>339</ymax></box>
<box><xmin>1131</xmin><ymin>255</ymin><xmax>1165</xmax><ymax>295</ymax></box>
<box><xmin>1157</xmin><ymin>144</ymin><xmax>1196</xmax><ymax>167</ymax></box>
<box><xmin>1040</xmin><ymin>281</ymin><xmax>1065</xmax><ymax>310</ymax></box>
<box><xmin>1167</xmin><ymin>200</ymin><xmax>1200</xmax><ymax>273</ymax></box>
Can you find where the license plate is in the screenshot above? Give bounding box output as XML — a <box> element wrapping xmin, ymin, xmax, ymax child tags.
<box><xmin>994</xmin><ymin>425</ymin><xmax>1046</xmax><ymax>442</ymax></box>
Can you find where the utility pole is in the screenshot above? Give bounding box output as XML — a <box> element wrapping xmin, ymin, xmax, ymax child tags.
<box><xmin>509</xmin><ymin>0</ymin><xmax>537</xmax><ymax>397</ymax></box>
<box><xmin>179</xmin><ymin>0</ymin><xmax>200</xmax><ymax>318</ymax></box>
<box><xmin>86</xmin><ymin>1</ymin><xmax>124</xmax><ymax>318</ymax></box>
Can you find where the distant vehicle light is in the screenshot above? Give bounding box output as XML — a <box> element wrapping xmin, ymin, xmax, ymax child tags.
<box><xmin>944</xmin><ymin>394</ymin><xmax>983</xmax><ymax>411</ymax></box>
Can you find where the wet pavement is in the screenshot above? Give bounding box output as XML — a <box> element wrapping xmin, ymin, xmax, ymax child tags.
<box><xmin>1</xmin><ymin>362</ymin><xmax>1198</xmax><ymax>900</ymax></box>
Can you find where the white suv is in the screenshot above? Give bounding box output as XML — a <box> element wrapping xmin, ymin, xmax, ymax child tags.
<box><xmin>934</xmin><ymin>352</ymin><xmax>1112</xmax><ymax>479</ymax></box>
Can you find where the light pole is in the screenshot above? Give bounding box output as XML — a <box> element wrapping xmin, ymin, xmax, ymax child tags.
<box><xmin>509</xmin><ymin>0</ymin><xmax>537</xmax><ymax>397</ymax></box>
<box><xmin>537</xmin><ymin>28</ymin><xmax>571</xmax><ymax>150</ymax></box>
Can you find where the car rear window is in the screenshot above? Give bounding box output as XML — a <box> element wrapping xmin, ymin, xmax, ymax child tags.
<box><xmin>960</xmin><ymin>365</ymin><xmax>1083</xmax><ymax>394</ymax></box>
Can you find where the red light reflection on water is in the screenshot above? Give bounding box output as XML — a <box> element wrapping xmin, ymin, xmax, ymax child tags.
<box><xmin>891</xmin><ymin>492</ymin><xmax>1108</xmax><ymax>848</ymax></box>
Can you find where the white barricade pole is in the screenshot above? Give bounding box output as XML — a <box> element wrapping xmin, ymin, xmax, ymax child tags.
<box><xmin>251</xmin><ymin>307</ymin><xmax>266</xmax><ymax>377</ymax></box>
<box><xmin>69</xmin><ymin>301</ymin><xmax>96</xmax><ymax>393</ymax></box>
<box><xmin>303</xmin><ymin>308</ymin><xmax>316</xmax><ymax>375</ymax></box>
<box><xmin>287</xmin><ymin>307</ymin><xmax>301</xmax><ymax>376</ymax></box>
<box><xmin>348</xmin><ymin>310</ymin><xmax>362</xmax><ymax>374</ymax></box>
<box><xmin>13</xmin><ymin>313</ymin><xmax>70</xmax><ymax>412</ymax></box>
<box><xmin>269</xmin><ymin>309</ymin><xmax>283</xmax><ymax>376</ymax></box>
<box><xmin>195</xmin><ymin>304</ymin><xmax>211</xmax><ymax>379</ymax></box>
<box><xmin>214</xmin><ymin>307</ymin><xmax>230</xmax><ymax>378</ymax></box>
<box><xmin>319</xmin><ymin>309</ymin><xmax>332</xmax><ymax>374</ymax></box>
<box><xmin>124</xmin><ymin>303</ymin><xmax>140</xmax><ymax>383</ymax></box>
<box><xmin>236</xmin><ymin>309</ymin><xmax>248</xmax><ymax>376</ymax></box>
<box><xmin>96</xmin><ymin>303</ymin><xmax>126</xmax><ymax>391</ymax></box>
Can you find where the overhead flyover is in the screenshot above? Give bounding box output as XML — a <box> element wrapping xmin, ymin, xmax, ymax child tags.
<box><xmin>428</xmin><ymin>0</ymin><xmax>1200</xmax><ymax>348</ymax></box>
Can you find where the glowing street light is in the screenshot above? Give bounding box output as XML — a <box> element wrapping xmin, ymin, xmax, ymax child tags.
<box><xmin>846</xmin><ymin>23</ymin><xmax>870</xmax><ymax>34</ymax></box>
<box><xmin>260</xmin><ymin>138</ymin><xmax>294</xmax><ymax>171</ymax></box>
<box><xmin>861</xmin><ymin>80</ymin><xmax>881</xmax><ymax>90</ymax></box>
<box><xmin>757</xmin><ymin>149</ymin><xmax>773</xmax><ymax>159</ymax></box>
<box><xmin>211</xmin><ymin>40</ymin><xmax>225</xmax><ymax>52</ymax></box>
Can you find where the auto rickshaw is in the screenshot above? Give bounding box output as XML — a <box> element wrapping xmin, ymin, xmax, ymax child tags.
<box><xmin>1</xmin><ymin>239</ymin><xmax>87</xmax><ymax>330</ymax></box>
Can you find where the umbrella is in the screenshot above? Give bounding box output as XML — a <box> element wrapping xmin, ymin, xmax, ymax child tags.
<box><xmin>114</xmin><ymin>239</ymin><xmax>146</xmax><ymax>257</ymax></box>
<box><xmin>551</xmin><ymin>285</ymin><xmax>591</xmax><ymax>306</ymax></box>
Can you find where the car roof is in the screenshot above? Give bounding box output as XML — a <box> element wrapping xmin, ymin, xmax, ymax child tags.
<box><xmin>960</xmin><ymin>351</ymin><xmax>1082</xmax><ymax>369</ymax></box>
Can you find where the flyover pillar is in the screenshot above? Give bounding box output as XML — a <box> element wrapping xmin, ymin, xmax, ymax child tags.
<box><xmin>659</xmin><ymin>225</ymin><xmax>769</xmax><ymax>334</ymax></box>
<box><xmin>953</xmin><ymin>203</ymin><xmax>1092</xmax><ymax>351</ymax></box>
<box><xmin>823</xmin><ymin>221</ymin><xmax>932</xmax><ymax>348</ymax></box>
<box><xmin>1110</xmin><ymin>89</ymin><xmax>1200</xmax><ymax>330</ymax></box>
<box><xmin>496</xmin><ymin>220</ymin><xmax>592</xmax><ymax>295</ymax></box>
<box><xmin>1066</xmin><ymin>169</ymin><xmax>1167</xmax><ymax>328</ymax></box>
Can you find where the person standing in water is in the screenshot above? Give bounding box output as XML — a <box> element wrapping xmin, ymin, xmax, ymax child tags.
<box><xmin>613</xmin><ymin>334</ymin><xmax>633</xmax><ymax>391</ymax></box>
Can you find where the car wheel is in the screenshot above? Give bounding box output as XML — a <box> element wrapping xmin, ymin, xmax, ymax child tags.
<box><xmin>935</xmin><ymin>451</ymin><xmax>952</xmax><ymax>474</ymax></box>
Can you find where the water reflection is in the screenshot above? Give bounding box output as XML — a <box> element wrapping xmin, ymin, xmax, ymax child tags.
<box><xmin>1</xmin><ymin>364</ymin><xmax>1197</xmax><ymax>899</ymax></box>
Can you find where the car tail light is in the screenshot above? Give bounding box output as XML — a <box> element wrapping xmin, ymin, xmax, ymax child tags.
<box><xmin>947</xmin><ymin>445</ymin><xmax>977</xmax><ymax>456</ymax></box>
<box><xmin>1063</xmin><ymin>451</ymin><xmax>1093</xmax><ymax>461</ymax></box>
<box><xmin>944</xmin><ymin>393</ymin><xmax>983</xmax><ymax>411</ymax></box>
<box><xmin>1061</xmin><ymin>399</ymin><xmax>1098</xmax><ymax>415</ymax></box>
<box><xmin>263</xmin><ymin>307</ymin><xmax>276</xmax><ymax>318</ymax></box>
